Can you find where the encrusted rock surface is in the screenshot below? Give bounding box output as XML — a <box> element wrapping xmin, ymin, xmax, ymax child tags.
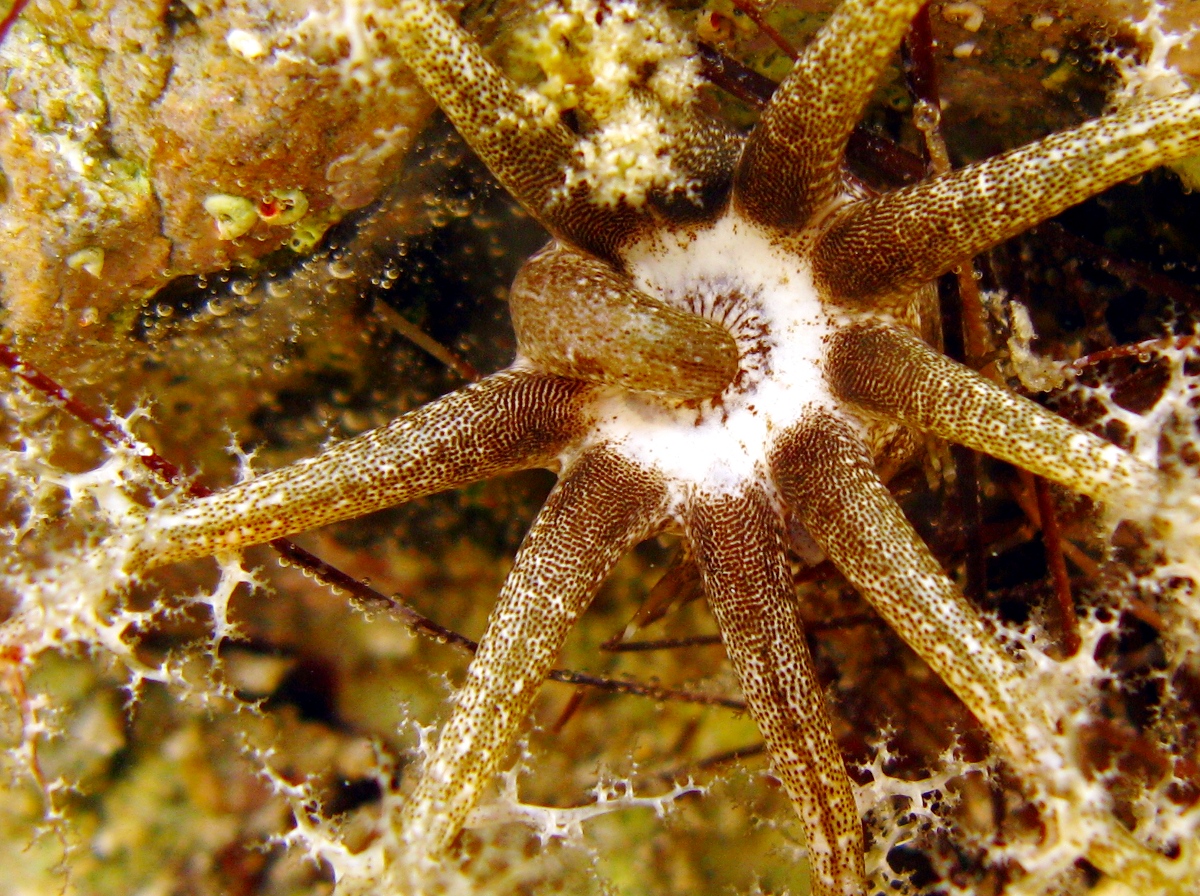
<box><xmin>0</xmin><ymin>0</ymin><xmax>432</xmax><ymax>354</ymax></box>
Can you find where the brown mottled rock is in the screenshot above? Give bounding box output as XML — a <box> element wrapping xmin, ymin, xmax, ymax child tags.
<box><xmin>0</xmin><ymin>0</ymin><xmax>434</xmax><ymax>353</ymax></box>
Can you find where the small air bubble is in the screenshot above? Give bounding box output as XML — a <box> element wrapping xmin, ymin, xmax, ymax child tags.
<box><xmin>913</xmin><ymin>100</ymin><xmax>941</xmax><ymax>132</ymax></box>
<box><xmin>443</xmin><ymin>196</ymin><xmax>472</xmax><ymax>219</ymax></box>
<box><xmin>327</xmin><ymin>258</ymin><xmax>355</xmax><ymax>280</ymax></box>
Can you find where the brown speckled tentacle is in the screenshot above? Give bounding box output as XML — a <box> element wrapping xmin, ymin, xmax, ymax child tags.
<box><xmin>734</xmin><ymin>0</ymin><xmax>923</xmax><ymax>229</ymax></box>
<box><xmin>770</xmin><ymin>413</ymin><xmax>1042</xmax><ymax>771</ymax></box>
<box><xmin>131</xmin><ymin>371</ymin><xmax>594</xmax><ymax>570</ymax></box>
<box><xmin>814</xmin><ymin>93</ymin><xmax>1200</xmax><ymax>301</ymax></box>
<box><xmin>393</xmin><ymin>0</ymin><xmax>647</xmax><ymax>260</ymax></box>
<box><xmin>401</xmin><ymin>447</ymin><xmax>669</xmax><ymax>852</ymax></box>
<box><xmin>826</xmin><ymin>322</ymin><xmax>1163</xmax><ymax>505</ymax></box>
<box><xmin>649</xmin><ymin>109</ymin><xmax>742</xmax><ymax>223</ymax></box>
<box><xmin>511</xmin><ymin>241</ymin><xmax>738</xmax><ymax>397</ymax></box>
<box><xmin>685</xmin><ymin>485</ymin><xmax>865</xmax><ymax>896</ymax></box>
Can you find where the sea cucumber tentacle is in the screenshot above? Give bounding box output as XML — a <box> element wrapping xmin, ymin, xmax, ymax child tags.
<box><xmin>770</xmin><ymin>413</ymin><xmax>1042</xmax><ymax>771</ymax></box>
<box><xmin>826</xmin><ymin>323</ymin><xmax>1163</xmax><ymax>508</ymax></box>
<box><xmin>648</xmin><ymin>109</ymin><xmax>742</xmax><ymax>223</ymax></box>
<box><xmin>734</xmin><ymin>0</ymin><xmax>924</xmax><ymax>230</ymax></box>
<box><xmin>511</xmin><ymin>241</ymin><xmax>738</xmax><ymax>396</ymax></box>
<box><xmin>130</xmin><ymin>371</ymin><xmax>595</xmax><ymax>571</ymax></box>
<box><xmin>814</xmin><ymin>92</ymin><xmax>1200</xmax><ymax>301</ymax></box>
<box><xmin>685</xmin><ymin>485</ymin><xmax>865</xmax><ymax>896</ymax></box>
<box><xmin>400</xmin><ymin>446</ymin><xmax>670</xmax><ymax>853</ymax></box>
<box><xmin>392</xmin><ymin>0</ymin><xmax>648</xmax><ymax>260</ymax></box>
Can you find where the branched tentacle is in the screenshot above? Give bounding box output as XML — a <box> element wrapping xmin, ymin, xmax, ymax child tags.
<box><xmin>734</xmin><ymin>0</ymin><xmax>924</xmax><ymax>229</ymax></box>
<box><xmin>814</xmin><ymin>93</ymin><xmax>1200</xmax><ymax>301</ymax></box>
<box><xmin>393</xmin><ymin>0</ymin><xmax>647</xmax><ymax>260</ymax></box>
<box><xmin>511</xmin><ymin>241</ymin><xmax>738</xmax><ymax>396</ymax></box>
<box><xmin>131</xmin><ymin>371</ymin><xmax>593</xmax><ymax>570</ymax></box>
<box><xmin>770</xmin><ymin>413</ymin><xmax>1043</xmax><ymax>771</ymax></box>
<box><xmin>400</xmin><ymin>447</ymin><xmax>669</xmax><ymax>852</ymax></box>
<box><xmin>685</xmin><ymin>485</ymin><xmax>864</xmax><ymax>896</ymax></box>
<box><xmin>826</xmin><ymin>323</ymin><xmax>1163</xmax><ymax>508</ymax></box>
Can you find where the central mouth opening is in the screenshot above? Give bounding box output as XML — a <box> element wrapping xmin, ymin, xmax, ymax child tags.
<box><xmin>685</xmin><ymin>287</ymin><xmax>773</xmax><ymax>400</ymax></box>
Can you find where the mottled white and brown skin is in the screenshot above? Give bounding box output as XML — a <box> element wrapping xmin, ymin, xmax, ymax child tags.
<box><xmin>127</xmin><ymin>1</ymin><xmax>1200</xmax><ymax>893</ymax></box>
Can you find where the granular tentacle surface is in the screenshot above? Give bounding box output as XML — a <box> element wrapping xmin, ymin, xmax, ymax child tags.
<box><xmin>509</xmin><ymin>241</ymin><xmax>739</xmax><ymax>396</ymax></box>
<box><xmin>685</xmin><ymin>484</ymin><xmax>865</xmax><ymax>896</ymax></box>
<box><xmin>133</xmin><ymin>370</ymin><xmax>593</xmax><ymax>569</ymax></box>
<box><xmin>771</xmin><ymin>412</ymin><xmax>1041</xmax><ymax>771</ymax></box>
<box><xmin>827</xmin><ymin>323</ymin><xmax>1162</xmax><ymax>508</ymax></box>
<box><xmin>734</xmin><ymin>0</ymin><xmax>924</xmax><ymax>228</ymax></box>
<box><xmin>814</xmin><ymin>92</ymin><xmax>1200</xmax><ymax>301</ymax></box>
<box><xmin>399</xmin><ymin>446</ymin><xmax>670</xmax><ymax>853</ymax></box>
<box><xmin>391</xmin><ymin>0</ymin><xmax>648</xmax><ymax>258</ymax></box>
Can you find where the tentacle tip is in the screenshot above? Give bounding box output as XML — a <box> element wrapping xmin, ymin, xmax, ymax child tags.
<box><xmin>663</xmin><ymin>324</ymin><xmax>740</xmax><ymax>399</ymax></box>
